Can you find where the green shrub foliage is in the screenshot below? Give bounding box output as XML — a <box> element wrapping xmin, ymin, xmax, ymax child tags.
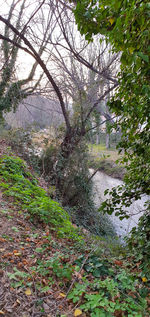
<box><xmin>0</xmin><ymin>155</ymin><xmax>81</xmax><ymax>241</ymax></box>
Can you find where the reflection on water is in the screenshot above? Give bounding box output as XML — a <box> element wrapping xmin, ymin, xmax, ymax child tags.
<box><xmin>91</xmin><ymin>169</ymin><xmax>148</xmax><ymax>239</ymax></box>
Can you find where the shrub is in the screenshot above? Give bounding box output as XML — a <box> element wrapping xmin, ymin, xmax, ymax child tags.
<box><xmin>0</xmin><ymin>155</ymin><xmax>82</xmax><ymax>241</ymax></box>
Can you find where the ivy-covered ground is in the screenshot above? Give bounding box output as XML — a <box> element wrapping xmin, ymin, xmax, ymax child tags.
<box><xmin>0</xmin><ymin>140</ymin><xmax>150</xmax><ymax>317</ymax></box>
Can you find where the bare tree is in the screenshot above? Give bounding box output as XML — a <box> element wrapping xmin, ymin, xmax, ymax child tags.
<box><xmin>0</xmin><ymin>0</ymin><xmax>119</xmax><ymax>204</ymax></box>
<box><xmin>45</xmin><ymin>2</ymin><xmax>119</xmax><ymax>144</ymax></box>
<box><xmin>0</xmin><ymin>0</ymin><xmax>61</xmax><ymax>115</ymax></box>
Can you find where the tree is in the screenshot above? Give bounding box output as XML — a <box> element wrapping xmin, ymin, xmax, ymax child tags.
<box><xmin>73</xmin><ymin>0</ymin><xmax>150</xmax><ymax>208</ymax></box>
<box><xmin>0</xmin><ymin>0</ymin><xmax>119</xmax><ymax>205</ymax></box>
<box><xmin>0</xmin><ymin>0</ymin><xmax>52</xmax><ymax>118</ymax></box>
<box><xmin>73</xmin><ymin>0</ymin><xmax>150</xmax><ymax>269</ymax></box>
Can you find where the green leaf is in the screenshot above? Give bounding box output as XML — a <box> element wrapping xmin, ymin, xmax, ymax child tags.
<box><xmin>137</xmin><ymin>52</ymin><xmax>149</xmax><ymax>63</ymax></box>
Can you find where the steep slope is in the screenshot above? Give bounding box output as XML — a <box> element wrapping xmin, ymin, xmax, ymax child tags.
<box><xmin>0</xmin><ymin>141</ymin><xmax>149</xmax><ymax>317</ymax></box>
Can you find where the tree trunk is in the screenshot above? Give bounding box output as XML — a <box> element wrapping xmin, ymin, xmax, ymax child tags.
<box><xmin>106</xmin><ymin>133</ymin><xmax>110</xmax><ymax>149</ymax></box>
<box><xmin>96</xmin><ymin>129</ymin><xmax>100</xmax><ymax>144</ymax></box>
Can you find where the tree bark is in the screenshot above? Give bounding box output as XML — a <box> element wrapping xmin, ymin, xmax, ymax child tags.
<box><xmin>106</xmin><ymin>133</ymin><xmax>110</xmax><ymax>149</ymax></box>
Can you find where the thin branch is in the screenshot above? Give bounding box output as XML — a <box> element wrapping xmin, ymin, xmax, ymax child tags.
<box><xmin>57</xmin><ymin>0</ymin><xmax>73</xmax><ymax>11</ymax></box>
<box><xmin>87</xmin><ymin>168</ymin><xmax>100</xmax><ymax>183</ymax></box>
<box><xmin>0</xmin><ymin>34</ymin><xmax>35</xmax><ymax>57</ymax></box>
<box><xmin>57</xmin><ymin>12</ymin><xmax>118</xmax><ymax>84</ymax></box>
<box><xmin>0</xmin><ymin>15</ymin><xmax>71</xmax><ymax>131</ymax></box>
<box><xmin>21</xmin><ymin>0</ymin><xmax>46</xmax><ymax>35</ymax></box>
<box><xmin>22</xmin><ymin>101</ymin><xmax>63</xmax><ymax>115</ymax></box>
<box><xmin>84</xmin><ymin>83</ymin><xmax>118</xmax><ymax>124</ymax></box>
<box><xmin>86</xmin><ymin>115</ymin><xmax>117</xmax><ymax>133</ymax></box>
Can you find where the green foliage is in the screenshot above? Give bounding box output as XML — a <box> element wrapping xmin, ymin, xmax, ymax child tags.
<box><xmin>40</xmin><ymin>143</ymin><xmax>58</xmax><ymax>181</ymax></box>
<box><xmin>68</xmin><ymin>251</ymin><xmax>148</xmax><ymax>315</ymax></box>
<box><xmin>41</xmin><ymin>139</ymin><xmax>114</xmax><ymax>237</ymax></box>
<box><xmin>8</xmin><ymin>128</ymin><xmax>41</xmax><ymax>173</ymax></box>
<box><xmin>75</xmin><ymin>254</ymin><xmax>111</xmax><ymax>278</ymax></box>
<box><xmin>125</xmin><ymin>210</ymin><xmax>150</xmax><ymax>279</ymax></box>
<box><xmin>68</xmin><ymin>273</ymin><xmax>147</xmax><ymax>316</ymax></box>
<box><xmin>56</xmin><ymin>139</ymin><xmax>93</xmax><ymax>206</ymax></box>
<box><xmin>31</xmin><ymin>255</ymin><xmax>73</xmax><ymax>281</ymax></box>
<box><xmin>7</xmin><ymin>267</ymin><xmax>30</xmax><ymax>289</ymax></box>
<box><xmin>74</xmin><ymin>0</ymin><xmax>150</xmax><ymax>193</ymax></box>
<box><xmin>7</xmin><ymin>255</ymin><xmax>73</xmax><ymax>290</ymax></box>
<box><xmin>0</xmin><ymin>155</ymin><xmax>82</xmax><ymax>241</ymax></box>
<box><xmin>0</xmin><ymin>155</ymin><xmax>149</xmax><ymax>315</ymax></box>
<box><xmin>0</xmin><ymin>0</ymin><xmax>29</xmax><ymax>118</ymax></box>
<box><xmin>73</xmin><ymin>0</ymin><xmax>150</xmax><ymax>275</ymax></box>
<box><xmin>0</xmin><ymin>81</ymin><xmax>27</xmax><ymax>114</ymax></box>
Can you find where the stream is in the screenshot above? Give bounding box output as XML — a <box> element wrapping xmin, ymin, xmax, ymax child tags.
<box><xmin>91</xmin><ymin>169</ymin><xmax>148</xmax><ymax>240</ymax></box>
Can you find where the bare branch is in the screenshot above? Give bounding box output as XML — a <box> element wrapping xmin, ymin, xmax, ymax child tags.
<box><xmin>84</xmin><ymin>83</ymin><xmax>118</xmax><ymax>124</ymax></box>
<box><xmin>0</xmin><ymin>34</ymin><xmax>35</xmax><ymax>57</ymax></box>
<box><xmin>0</xmin><ymin>14</ymin><xmax>71</xmax><ymax>131</ymax></box>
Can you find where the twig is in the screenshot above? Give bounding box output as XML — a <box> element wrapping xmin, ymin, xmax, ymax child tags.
<box><xmin>87</xmin><ymin>168</ymin><xmax>100</xmax><ymax>183</ymax></box>
<box><xmin>64</xmin><ymin>245</ymin><xmax>99</xmax><ymax>298</ymax></box>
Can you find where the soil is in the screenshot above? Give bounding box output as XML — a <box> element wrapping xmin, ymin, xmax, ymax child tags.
<box><xmin>0</xmin><ymin>140</ymin><xmax>74</xmax><ymax>317</ymax></box>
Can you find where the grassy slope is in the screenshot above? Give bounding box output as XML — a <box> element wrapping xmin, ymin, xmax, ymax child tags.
<box><xmin>0</xmin><ymin>141</ymin><xmax>149</xmax><ymax>317</ymax></box>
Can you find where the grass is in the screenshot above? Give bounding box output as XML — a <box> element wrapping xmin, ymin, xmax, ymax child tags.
<box><xmin>88</xmin><ymin>143</ymin><xmax>125</xmax><ymax>180</ymax></box>
<box><xmin>89</xmin><ymin>143</ymin><xmax>121</xmax><ymax>161</ymax></box>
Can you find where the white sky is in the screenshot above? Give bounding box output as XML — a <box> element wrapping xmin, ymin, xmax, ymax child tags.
<box><xmin>0</xmin><ymin>0</ymin><xmax>45</xmax><ymax>78</ymax></box>
<box><xmin>0</xmin><ymin>0</ymin><xmax>118</xmax><ymax>97</ymax></box>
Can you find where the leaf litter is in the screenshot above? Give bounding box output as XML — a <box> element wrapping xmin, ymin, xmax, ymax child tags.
<box><xmin>0</xmin><ymin>140</ymin><xmax>150</xmax><ymax>317</ymax></box>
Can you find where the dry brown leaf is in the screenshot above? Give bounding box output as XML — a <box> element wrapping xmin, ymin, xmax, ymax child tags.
<box><xmin>0</xmin><ymin>248</ymin><xmax>5</xmax><ymax>252</ymax></box>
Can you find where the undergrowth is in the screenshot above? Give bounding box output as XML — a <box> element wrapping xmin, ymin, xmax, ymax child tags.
<box><xmin>0</xmin><ymin>153</ymin><xmax>150</xmax><ymax>316</ymax></box>
<box><xmin>0</xmin><ymin>155</ymin><xmax>81</xmax><ymax>242</ymax></box>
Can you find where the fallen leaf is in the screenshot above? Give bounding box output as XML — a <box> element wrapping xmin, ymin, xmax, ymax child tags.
<box><xmin>59</xmin><ymin>292</ymin><xmax>66</xmax><ymax>297</ymax></box>
<box><xmin>114</xmin><ymin>260</ymin><xmax>123</xmax><ymax>266</ymax></box>
<box><xmin>142</xmin><ymin>277</ymin><xmax>148</xmax><ymax>282</ymax></box>
<box><xmin>16</xmin><ymin>299</ymin><xmax>21</xmax><ymax>304</ymax></box>
<box><xmin>25</xmin><ymin>288</ymin><xmax>32</xmax><ymax>296</ymax></box>
<box><xmin>74</xmin><ymin>271</ymin><xmax>82</xmax><ymax>280</ymax></box>
<box><xmin>3</xmin><ymin>252</ymin><xmax>13</xmax><ymax>257</ymax></box>
<box><xmin>0</xmin><ymin>238</ymin><xmax>6</xmax><ymax>242</ymax></box>
<box><xmin>114</xmin><ymin>310</ymin><xmax>124</xmax><ymax>317</ymax></box>
<box><xmin>74</xmin><ymin>308</ymin><xmax>82</xmax><ymax>316</ymax></box>
<box><xmin>0</xmin><ymin>311</ymin><xmax>5</xmax><ymax>315</ymax></box>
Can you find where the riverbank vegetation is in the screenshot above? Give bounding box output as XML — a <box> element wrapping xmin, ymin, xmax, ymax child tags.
<box><xmin>88</xmin><ymin>144</ymin><xmax>125</xmax><ymax>180</ymax></box>
<box><xmin>0</xmin><ymin>0</ymin><xmax>149</xmax><ymax>315</ymax></box>
<box><xmin>74</xmin><ymin>0</ymin><xmax>150</xmax><ymax>280</ymax></box>
<box><xmin>0</xmin><ymin>142</ymin><xmax>150</xmax><ymax>316</ymax></box>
